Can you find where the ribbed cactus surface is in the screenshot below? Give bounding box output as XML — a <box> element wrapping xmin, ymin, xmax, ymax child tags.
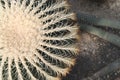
<box><xmin>0</xmin><ymin>0</ymin><xmax>79</xmax><ymax>80</ymax></box>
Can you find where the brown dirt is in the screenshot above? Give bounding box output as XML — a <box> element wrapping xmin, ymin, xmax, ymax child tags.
<box><xmin>62</xmin><ymin>0</ymin><xmax>120</xmax><ymax>80</ymax></box>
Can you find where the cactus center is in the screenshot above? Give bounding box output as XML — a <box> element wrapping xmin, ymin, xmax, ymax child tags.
<box><xmin>0</xmin><ymin>10</ymin><xmax>41</xmax><ymax>55</ymax></box>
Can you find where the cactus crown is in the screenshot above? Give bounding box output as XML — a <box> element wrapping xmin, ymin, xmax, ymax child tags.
<box><xmin>0</xmin><ymin>0</ymin><xmax>79</xmax><ymax>80</ymax></box>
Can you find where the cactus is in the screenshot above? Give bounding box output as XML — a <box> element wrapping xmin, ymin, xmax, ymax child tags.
<box><xmin>77</xmin><ymin>12</ymin><xmax>120</xmax><ymax>48</ymax></box>
<box><xmin>0</xmin><ymin>0</ymin><xmax>80</xmax><ymax>80</ymax></box>
<box><xmin>77</xmin><ymin>12</ymin><xmax>120</xmax><ymax>80</ymax></box>
<box><xmin>77</xmin><ymin>12</ymin><xmax>120</xmax><ymax>29</ymax></box>
<box><xmin>80</xmin><ymin>24</ymin><xmax>120</xmax><ymax>47</ymax></box>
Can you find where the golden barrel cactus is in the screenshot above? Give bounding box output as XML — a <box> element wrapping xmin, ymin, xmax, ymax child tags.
<box><xmin>0</xmin><ymin>0</ymin><xmax>80</xmax><ymax>80</ymax></box>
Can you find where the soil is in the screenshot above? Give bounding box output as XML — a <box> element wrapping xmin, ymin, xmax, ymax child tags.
<box><xmin>62</xmin><ymin>0</ymin><xmax>120</xmax><ymax>80</ymax></box>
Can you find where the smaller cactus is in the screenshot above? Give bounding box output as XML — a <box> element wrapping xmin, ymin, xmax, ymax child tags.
<box><xmin>77</xmin><ymin>12</ymin><xmax>120</xmax><ymax>29</ymax></box>
<box><xmin>77</xmin><ymin>12</ymin><xmax>120</xmax><ymax>80</ymax></box>
<box><xmin>77</xmin><ymin>12</ymin><xmax>120</xmax><ymax>48</ymax></box>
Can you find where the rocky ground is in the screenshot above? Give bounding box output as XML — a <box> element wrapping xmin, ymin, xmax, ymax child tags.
<box><xmin>62</xmin><ymin>0</ymin><xmax>120</xmax><ymax>80</ymax></box>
